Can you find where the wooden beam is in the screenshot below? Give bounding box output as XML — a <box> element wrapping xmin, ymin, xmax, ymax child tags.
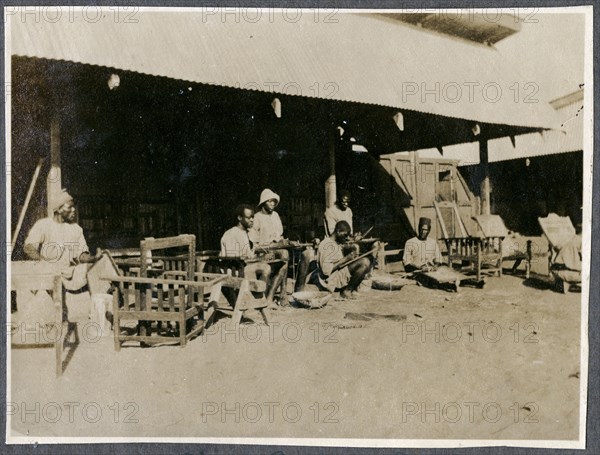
<box><xmin>479</xmin><ymin>139</ymin><xmax>490</xmax><ymax>215</ymax></box>
<box><xmin>325</xmin><ymin>127</ymin><xmax>337</xmax><ymax>208</ymax></box>
<box><xmin>47</xmin><ymin>117</ymin><xmax>61</xmax><ymax>216</ymax></box>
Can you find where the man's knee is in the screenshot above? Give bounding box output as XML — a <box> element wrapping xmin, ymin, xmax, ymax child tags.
<box><xmin>301</xmin><ymin>249</ymin><xmax>314</xmax><ymax>262</ymax></box>
<box><xmin>350</xmin><ymin>257</ymin><xmax>371</xmax><ymax>271</ymax></box>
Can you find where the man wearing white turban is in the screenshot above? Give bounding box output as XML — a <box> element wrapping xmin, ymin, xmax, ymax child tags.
<box><xmin>24</xmin><ymin>189</ymin><xmax>96</xmax><ymax>290</ymax></box>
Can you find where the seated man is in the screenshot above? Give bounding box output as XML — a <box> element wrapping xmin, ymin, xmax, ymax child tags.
<box><xmin>250</xmin><ymin>188</ymin><xmax>289</xmax><ymax>305</ymax></box>
<box><xmin>295</xmin><ymin>191</ymin><xmax>359</xmax><ymax>293</ymax></box>
<box><xmin>24</xmin><ymin>189</ymin><xmax>97</xmax><ymax>291</ymax></box>
<box><xmin>550</xmin><ymin>234</ymin><xmax>582</xmax><ymax>292</ymax></box>
<box><xmin>312</xmin><ymin>220</ymin><xmax>371</xmax><ymax>300</ymax></box>
<box><xmin>403</xmin><ymin>217</ymin><xmax>442</xmax><ymax>272</ymax></box>
<box><xmin>220</xmin><ymin>204</ymin><xmax>271</xmax><ymax>285</ymax></box>
<box><xmin>324</xmin><ymin>190</ymin><xmax>354</xmax><ymax>236</ymax></box>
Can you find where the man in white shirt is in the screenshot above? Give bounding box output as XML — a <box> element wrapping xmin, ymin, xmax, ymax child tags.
<box><xmin>220</xmin><ymin>204</ymin><xmax>271</xmax><ymax>284</ymax></box>
<box><xmin>24</xmin><ymin>189</ymin><xmax>97</xmax><ymax>291</ymax></box>
<box><xmin>324</xmin><ymin>190</ymin><xmax>353</xmax><ymax>236</ymax></box>
<box><xmin>403</xmin><ymin>217</ymin><xmax>442</xmax><ymax>272</ymax></box>
<box><xmin>249</xmin><ymin>189</ymin><xmax>289</xmax><ymax>305</ymax></box>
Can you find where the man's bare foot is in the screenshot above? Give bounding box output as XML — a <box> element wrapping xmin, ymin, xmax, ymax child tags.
<box><xmin>340</xmin><ymin>290</ymin><xmax>357</xmax><ymax>300</ymax></box>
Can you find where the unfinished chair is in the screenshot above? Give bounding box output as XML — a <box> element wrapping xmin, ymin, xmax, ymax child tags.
<box><xmin>106</xmin><ymin>235</ymin><xmax>223</xmax><ymax>349</ymax></box>
<box><xmin>444</xmin><ymin>214</ymin><xmax>507</xmax><ymax>281</ymax></box>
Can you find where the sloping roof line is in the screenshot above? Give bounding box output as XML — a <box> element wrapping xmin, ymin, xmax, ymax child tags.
<box><xmin>10</xmin><ymin>10</ymin><xmax>561</xmax><ymax>129</ymax></box>
<box><xmin>411</xmin><ymin>91</ymin><xmax>583</xmax><ymax>164</ymax></box>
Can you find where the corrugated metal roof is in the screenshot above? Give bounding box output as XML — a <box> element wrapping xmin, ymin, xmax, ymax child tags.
<box><xmin>10</xmin><ymin>10</ymin><xmax>561</xmax><ymax>129</ymax></box>
<box><xmin>409</xmin><ymin>89</ymin><xmax>583</xmax><ymax>164</ymax></box>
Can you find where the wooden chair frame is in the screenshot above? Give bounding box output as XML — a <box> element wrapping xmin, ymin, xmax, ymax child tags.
<box><xmin>445</xmin><ymin>236</ymin><xmax>504</xmax><ymax>281</ymax></box>
<box><xmin>11</xmin><ymin>270</ymin><xmax>72</xmax><ymax>377</ymax></box>
<box><xmin>107</xmin><ymin>274</ymin><xmax>224</xmax><ymax>349</ymax></box>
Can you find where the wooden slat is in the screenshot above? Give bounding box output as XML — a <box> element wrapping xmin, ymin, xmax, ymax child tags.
<box><xmin>433</xmin><ymin>200</ymin><xmax>449</xmax><ymax>239</ymax></box>
<box><xmin>11</xmin><ymin>273</ymin><xmax>57</xmax><ymax>291</ymax></box>
<box><xmin>53</xmin><ymin>276</ymin><xmax>63</xmax><ymax>377</ymax></box>
<box><xmin>134</xmin><ymin>283</ymin><xmax>141</xmax><ymax>312</ymax></box>
<box><xmin>168</xmin><ymin>285</ymin><xmax>175</xmax><ymax>314</ymax></box>
<box><xmin>118</xmin><ymin>311</ymin><xmax>185</xmax><ymax>321</ymax></box>
<box><xmin>140</xmin><ymin>234</ymin><xmax>195</xmax><ymax>251</ymax></box>
<box><xmin>101</xmin><ymin>274</ymin><xmax>224</xmax><ymax>288</ymax></box>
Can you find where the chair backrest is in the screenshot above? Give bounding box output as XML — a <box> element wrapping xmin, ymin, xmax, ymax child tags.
<box><xmin>140</xmin><ymin>235</ymin><xmax>196</xmax><ymax>281</ymax></box>
<box><xmin>472</xmin><ymin>214</ymin><xmax>508</xmax><ymax>238</ymax></box>
<box><xmin>538</xmin><ymin>213</ymin><xmax>576</xmax><ymax>251</ymax></box>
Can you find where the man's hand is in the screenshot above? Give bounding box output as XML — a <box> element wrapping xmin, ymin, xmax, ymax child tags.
<box><xmin>332</xmin><ymin>250</ymin><xmax>357</xmax><ymax>273</ymax></box>
<box><xmin>254</xmin><ymin>245</ymin><xmax>268</xmax><ymax>255</ymax></box>
<box><xmin>23</xmin><ymin>244</ymin><xmax>42</xmax><ymax>261</ymax></box>
<box><xmin>78</xmin><ymin>252</ymin><xmax>98</xmax><ymax>264</ymax></box>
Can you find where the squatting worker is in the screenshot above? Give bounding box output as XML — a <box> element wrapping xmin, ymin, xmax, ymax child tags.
<box><xmin>296</xmin><ymin>190</ymin><xmax>358</xmax><ymax>293</ymax></box>
<box><xmin>314</xmin><ymin>220</ymin><xmax>371</xmax><ymax>300</ymax></box>
<box><xmin>220</xmin><ymin>203</ymin><xmax>271</xmax><ymax>284</ymax></box>
<box><xmin>402</xmin><ymin>217</ymin><xmax>442</xmax><ymax>272</ymax></box>
<box><xmin>24</xmin><ymin>189</ymin><xmax>97</xmax><ymax>291</ymax></box>
<box><xmin>250</xmin><ymin>188</ymin><xmax>289</xmax><ymax>305</ymax></box>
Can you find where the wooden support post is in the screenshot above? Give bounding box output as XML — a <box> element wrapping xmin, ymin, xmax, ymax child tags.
<box><xmin>47</xmin><ymin>117</ymin><xmax>61</xmax><ymax>216</ymax></box>
<box><xmin>411</xmin><ymin>152</ymin><xmax>420</xmax><ymax>232</ymax></box>
<box><xmin>325</xmin><ymin>127</ymin><xmax>337</xmax><ymax>208</ymax></box>
<box><xmin>479</xmin><ymin>139</ymin><xmax>490</xmax><ymax>215</ymax></box>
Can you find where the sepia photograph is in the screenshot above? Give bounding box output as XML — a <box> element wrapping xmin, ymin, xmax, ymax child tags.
<box><xmin>5</xmin><ymin>6</ymin><xmax>593</xmax><ymax>450</ymax></box>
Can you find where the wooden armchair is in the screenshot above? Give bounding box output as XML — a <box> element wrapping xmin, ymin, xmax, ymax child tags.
<box><xmin>106</xmin><ymin>234</ymin><xmax>222</xmax><ymax>349</ymax></box>
<box><xmin>107</xmin><ymin>274</ymin><xmax>224</xmax><ymax>349</ymax></box>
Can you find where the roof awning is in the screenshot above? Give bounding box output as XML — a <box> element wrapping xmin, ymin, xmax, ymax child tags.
<box><xmin>411</xmin><ymin>89</ymin><xmax>583</xmax><ymax>164</ymax></box>
<box><xmin>10</xmin><ymin>10</ymin><xmax>561</xmax><ymax>131</ymax></box>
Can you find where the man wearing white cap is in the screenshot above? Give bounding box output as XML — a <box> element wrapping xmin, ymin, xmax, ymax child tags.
<box><xmin>250</xmin><ymin>189</ymin><xmax>289</xmax><ymax>306</ymax></box>
<box><xmin>24</xmin><ymin>189</ymin><xmax>96</xmax><ymax>290</ymax></box>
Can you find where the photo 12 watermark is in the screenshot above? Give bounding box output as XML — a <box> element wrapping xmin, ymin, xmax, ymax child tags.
<box><xmin>7</xmin><ymin>401</ymin><xmax>140</xmax><ymax>424</ymax></box>
<box><xmin>401</xmin><ymin>401</ymin><xmax>539</xmax><ymax>424</ymax></box>
<box><xmin>399</xmin><ymin>321</ymin><xmax>540</xmax><ymax>344</ymax></box>
<box><xmin>201</xmin><ymin>401</ymin><xmax>339</xmax><ymax>424</ymax></box>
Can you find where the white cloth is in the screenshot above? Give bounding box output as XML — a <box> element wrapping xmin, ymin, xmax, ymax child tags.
<box><xmin>250</xmin><ymin>210</ymin><xmax>283</xmax><ymax>245</ymax></box>
<box><xmin>24</xmin><ymin>218</ymin><xmax>89</xmax><ymax>271</ymax></box>
<box><xmin>403</xmin><ymin>236</ymin><xmax>442</xmax><ymax>268</ymax></box>
<box><xmin>220</xmin><ymin>226</ymin><xmax>255</xmax><ymax>259</ymax></box>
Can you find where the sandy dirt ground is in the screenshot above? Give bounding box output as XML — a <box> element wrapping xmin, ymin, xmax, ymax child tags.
<box><xmin>9</xmin><ymin>269</ymin><xmax>582</xmax><ymax>443</ymax></box>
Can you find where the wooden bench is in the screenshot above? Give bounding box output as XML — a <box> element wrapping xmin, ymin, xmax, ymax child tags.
<box><xmin>163</xmin><ymin>270</ymin><xmax>270</xmax><ymax>326</ymax></box>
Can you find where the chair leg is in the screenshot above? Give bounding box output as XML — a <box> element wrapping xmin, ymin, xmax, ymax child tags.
<box><xmin>260</xmin><ymin>308</ymin><xmax>270</xmax><ymax>326</ymax></box>
<box><xmin>113</xmin><ymin>292</ymin><xmax>121</xmax><ymax>352</ymax></box>
<box><xmin>232</xmin><ymin>307</ymin><xmax>243</xmax><ymax>325</ymax></box>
